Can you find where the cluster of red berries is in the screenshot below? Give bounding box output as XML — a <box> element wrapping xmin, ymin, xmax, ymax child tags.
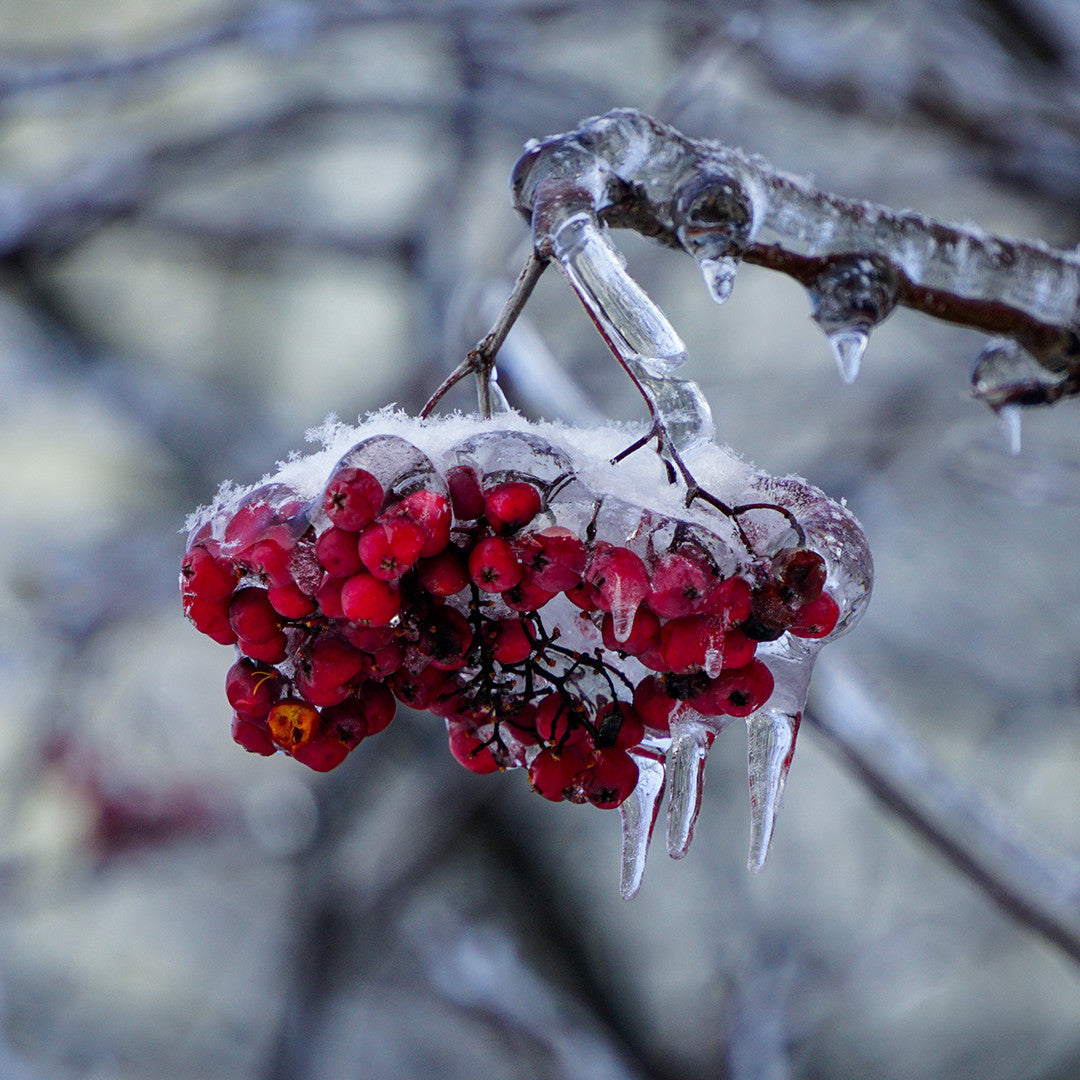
<box><xmin>181</xmin><ymin>432</ymin><xmax>840</xmax><ymax>810</ymax></box>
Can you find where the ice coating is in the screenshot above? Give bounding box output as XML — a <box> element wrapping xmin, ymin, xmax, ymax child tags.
<box><xmin>513</xmin><ymin>108</ymin><xmax>1080</xmax><ymax>381</ymax></box>
<box><xmin>184</xmin><ymin>410</ymin><xmax>872</xmax><ymax>896</ymax></box>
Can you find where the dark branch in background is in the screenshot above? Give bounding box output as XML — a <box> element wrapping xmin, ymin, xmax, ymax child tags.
<box><xmin>808</xmin><ymin>654</ymin><xmax>1080</xmax><ymax>965</ymax></box>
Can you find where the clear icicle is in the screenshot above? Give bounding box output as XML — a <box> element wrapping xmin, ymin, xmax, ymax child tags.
<box><xmin>542</xmin><ymin>209</ymin><xmax>714</xmax><ymax>452</ymax></box>
<box><xmin>619</xmin><ymin>749</ymin><xmax>666</xmax><ymax>899</ymax></box>
<box><xmin>699</xmin><ymin>255</ymin><xmax>738</xmax><ymax>305</ymax></box>
<box><xmin>704</xmin><ymin>644</ymin><xmax>724</xmax><ymax>680</ymax></box>
<box><xmin>665</xmin><ymin>717</ymin><xmax>715</xmax><ymax>858</ymax></box>
<box><xmin>808</xmin><ymin>256</ymin><xmax>898</xmax><ymax>383</ymax></box>
<box><xmin>745</xmin><ymin>707</ymin><xmax>801</xmax><ymax>873</ymax></box>
<box><xmin>827</xmin><ymin>327</ymin><xmax>868</xmax><ymax>385</ymax></box>
<box><xmin>970</xmin><ymin>337</ymin><xmax>1064</xmax><ymax>440</ymax></box>
<box><xmin>744</xmin><ymin>639</ymin><xmax>821</xmax><ymax>871</ymax></box>
<box><xmin>999</xmin><ymin>403</ymin><xmax>1023</xmax><ymax>455</ymax></box>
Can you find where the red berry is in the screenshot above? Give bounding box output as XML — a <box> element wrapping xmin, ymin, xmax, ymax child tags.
<box><xmin>267</xmin><ymin>581</ymin><xmax>317</xmax><ymax>619</ymax></box>
<box><xmin>701</xmin><ymin>575</ymin><xmax>753</xmax><ymax>628</ymax></box>
<box><xmin>515</xmin><ymin>526</ymin><xmax>587</xmax><ymax>592</ymax></box>
<box><xmin>388</xmin><ymin>665</ymin><xmax>459</xmax><ymax>710</ymax></box>
<box><xmin>529</xmin><ymin>746</ymin><xmax>590</xmax><ymax>802</ymax></box>
<box><xmin>789</xmin><ymin>592</ymin><xmax>840</xmax><ymax>638</ymax></box>
<box><xmin>314</xmin><ymin>575</ymin><xmax>347</xmax><ymax>619</ymax></box>
<box><xmin>291</xmin><ymin>732</ymin><xmax>351</xmax><ymax>772</ymax></box>
<box><xmin>601</xmin><ymin>607</ymin><xmax>661</xmax><ymax>657</ymax></box>
<box><xmin>243</xmin><ymin>528</ymin><xmax>297</xmax><ymax>588</ymax></box>
<box><xmin>223</xmin><ymin>500</ymin><xmax>276</xmax><ymax>553</ymax></box>
<box><xmin>646</xmin><ymin>551</ymin><xmax>713</xmax><ymax>618</ymax></box>
<box><xmin>484</xmin><ymin>481</ymin><xmax>542</xmax><ymax>534</ymax></box>
<box><xmin>486</xmin><ymin>618</ymin><xmax>533</xmax><ymax>665</ymax></box>
<box><xmin>341</xmin><ymin>573</ymin><xmax>401</xmax><ymax>626</ymax></box>
<box><xmin>180</xmin><ymin>544</ymin><xmax>236</xmax><ymax>601</ymax></box>
<box><xmin>315</xmin><ymin>526</ymin><xmax>364</xmax><ymax>577</ymax></box>
<box><xmin>594</xmin><ymin>701</ymin><xmax>645</xmax><ymax>750</ymax></box>
<box><xmin>358</xmin><ymin>519</ymin><xmax>426</xmax><ymax>580</ymax></box>
<box><xmin>184</xmin><ymin>594</ymin><xmax>238</xmax><ymax>645</ymax></box>
<box><xmin>267</xmin><ymin>698</ymin><xmax>321</xmax><ymax>751</ymax></box>
<box><xmin>446</xmin><ymin>465</ymin><xmax>486</xmax><ymax>521</ymax></box>
<box><xmin>231</xmin><ymin>713</ymin><xmax>276</xmax><ymax>756</ymax></box>
<box><xmin>416</xmin><ymin>547</ymin><xmax>470</xmax><ymax>597</ymax></box>
<box><xmin>447</xmin><ymin>721</ymin><xmax>502</xmax><ymax>774</ymax></box>
<box><xmin>535</xmin><ymin>692</ymin><xmax>589</xmax><ymax>749</ymax></box>
<box><xmin>387</xmin><ymin>489</ymin><xmax>452</xmax><ymax>558</ymax></box>
<box><xmin>225</xmin><ymin>658</ymin><xmax>284</xmax><ymax>719</ymax></box>
<box><xmin>659</xmin><ymin>614</ymin><xmax>727</xmax><ymax>675</ymax></box>
<box><xmin>500</xmin><ymin>576</ymin><xmax>557</xmax><ymax>613</ymax></box>
<box><xmin>238</xmin><ymin>631</ymin><xmax>288</xmax><ymax>664</ymax></box>
<box><xmin>323</xmin><ymin>467</ymin><xmax>383</xmax><ymax>531</ymax></box>
<box><xmin>721</xmin><ymin>628</ymin><xmax>757</xmax><ymax>670</ymax></box>
<box><xmin>468</xmin><ymin>536</ymin><xmax>523</xmax><ymax>593</ymax></box>
<box><xmin>294</xmin><ymin>634</ymin><xmax>368</xmax><ymax>706</ymax></box>
<box><xmin>774</xmin><ymin>547</ymin><xmax>827</xmax><ymax>602</ymax></box>
<box><xmin>228</xmin><ymin>587</ymin><xmax>281</xmax><ymax>644</ymax></box>
<box><xmin>585</xmin><ymin>544</ymin><xmax>650</xmax><ymax>619</ymax></box>
<box><xmin>693</xmin><ymin>659</ymin><xmax>775</xmax><ymax>718</ymax></box>
<box><xmin>576</xmin><ymin>748</ymin><xmax>639</xmax><ymax>809</ymax></box>
<box><xmin>321</xmin><ymin>682</ymin><xmax>396</xmax><ymax>747</ymax></box>
<box><xmin>564</xmin><ymin>579</ymin><xmax>601</xmax><ymax>611</ymax></box>
<box><xmin>632</xmin><ymin>675</ymin><xmax>680</xmax><ymax>734</ymax></box>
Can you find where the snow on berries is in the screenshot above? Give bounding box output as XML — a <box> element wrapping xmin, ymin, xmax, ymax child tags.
<box><xmin>181</xmin><ymin>410</ymin><xmax>872</xmax><ymax>894</ymax></box>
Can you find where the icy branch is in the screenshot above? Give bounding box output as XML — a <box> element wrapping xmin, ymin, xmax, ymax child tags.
<box><xmin>512</xmin><ymin>108</ymin><xmax>1080</xmax><ymax>399</ymax></box>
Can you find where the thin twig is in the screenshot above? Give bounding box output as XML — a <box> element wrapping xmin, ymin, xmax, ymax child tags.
<box><xmin>420</xmin><ymin>251</ymin><xmax>547</xmax><ymax>418</ymax></box>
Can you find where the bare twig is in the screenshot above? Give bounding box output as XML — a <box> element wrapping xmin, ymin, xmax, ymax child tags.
<box><xmin>420</xmin><ymin>251</ymin><xmax>547</xmax><ymax>418</ymax></box>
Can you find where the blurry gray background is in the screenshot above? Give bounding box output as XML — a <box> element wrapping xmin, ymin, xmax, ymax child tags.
<box><xmin>3</xmin><ymin>1</ymin><xmax>1080</xmax><ymax>1078</ymax></box>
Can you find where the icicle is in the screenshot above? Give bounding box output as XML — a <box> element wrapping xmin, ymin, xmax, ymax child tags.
<box><xmin>827</xmin><ymin>327</ymin><xmax>868</xmax><ymax>385</ymax></box>
<box><xmin>745</xmin><ymin>707</ymin><xmax>800</xmax><ymax>872</ymax></box>
<box><xmin>807</xmin><ymin>256</ymin><xmax>898</xmax><ymax>383</ymax></box>
<box><xmin>999</xmin><ymin>404</ymin><xmax>1023</xmax><ymax>455</ymax></box>
<box><xmin>971</xmin><ymin>337</ymin><xmax>1064</xmax><ymax>446</ymax></box>
<box><xmin>619</xmin><ymin>748</ymin><xmax>666</xmax><ymax>899</ymax></box>
<box><xmin>665</xmin><ymin>716</ymin><xmax>715</xmax><ymax>858</ymax></box>
<box><xmin>699</xmin><ymin>255</ymin><xmax>738</xmax><ymax>305</ymax></box>
<box><xmin>744</xmin><ymin>638</ymin><xmax>821</xmax><ymax>871</ymax></box>
<box><xmin>543</xmin><ymin>209</ymin><xmax>714</xmax><ymax>452</ymax></box>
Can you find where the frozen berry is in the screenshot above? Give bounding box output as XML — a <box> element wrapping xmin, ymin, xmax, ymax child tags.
<box><xmin>576</xmin><ymin>748</ymin><xmax>638</xmax><ymax>809</ymax></box>
<box><xmin>228</xmin><ymin>587</ymin><xmax>282</xmax><ymax>644</ymax></box>
<box><xmin>225</xmin><ymin>658</ymin><xmax>284</xmax><ymax>719</ymax></box>
<box><xmin>515</xmin><ymin>526</ymin><xmax>587</xmax><ymax>592</ymax></box>
<box><xmin>693</xmin><ymin>659</ymin><xmax>775</xmax><ymax>718</ymax></box>
<box><xmin>357</xmin><ymin>518</ymin><xmax>426</xmax><ymax>580</ymax></box>
<box><xmin>323</xmin><ymin>467</ymin><xmax>383</xmax><ymax>531</ymax></box>
<box><xmin>594</xmin><ymin>701</ymin><xmax>645</xmax><ymax>751</ymax></box>
<box><xmin>789</xmin><ymin>592</ymin><xmax>840</xmax><ymax>638</ymax></box>
<box><xmin>294</xmin><ymin>635</ymin><xmax>368</xmax><ymax>707</ymax></box>
<box><xmin>238</xmin><ymin>630</ymin><xmax>288</xmax><ymax>665</ymax></box>
<box><xmin>291</xmin><ymin>732</ymin><xmax>351</xmax><ymax>772</ymax></box>
<box><xmin>184</xmin><ymin>594</ymin><xmax>238</xmax><ymax>645</ymax></box>
<box><xmin>341</xmin><ymin>573</ymin><xmax>401</xmax><ymax>626</ymax></box>
<box><xmin>468</xmin><ymin>536</ymin><xmax>523</xmax><ymax>593</ymax></box>
<box><xmin>315</xmin><ymin>527</ymin><xmax>365</xmax><ymax>577</ymax></box>
<box><xmin>646</xmin><ymin>551</ymin><xmax>713</xmax><ymax>618</ymax></box>
<box><xmin>585</xmin><ymin>544</ymin><xmax>650</xmax><ymax>618</ymax></box>
<box><xmin>321</xmin><ymin>683</ymin><xmax>396</xmax><ymax>748</ymax></box>
<box><xmin>601</xmin><ymin>607</ymin><xmax>661</xmax><ymax>657</ymax></box>
<box><xmin>418</xmin><ymin>606</ymin><xmax>474</xmax><ymax>671</ymax></box>
<box><xmin>446</xmin><ymin>465</ymin><xmax>486</xmax><ymax>521</ymax></box>
<box><xmin>180</xmin><ymin>544</ymin><xmax>236</xmax><ymax>602</ymax></box>
<box><xmin>632</xmin><ymin>675</ymin><xmax>681</xmax><ymax>733</ymax></box>
<box><xmin>500</xmin><ymin>576</ymin><xmax>557</xmax><ymax>613</ymax></box>
<box><xmin>267</xmin><ymin>581</ymin><xmax>317</xmax><ymax>619</ymax></box>
<box><xmin>701</xmin><ymin>575</ymin><xmax>753</xmax><ymax>628</ymax></box>
<box><xmin>417</xmin><ymin>547</ymin><xmax>470</xmax><ymax>597</ymax></box>
<box><xmin>231</xmin><ymin>713</ymin><xmax>276</xmax><ymax>756</ymax></box>
<box><xmin>774</xmin><ymin>547</ymin><xmax>827</xmax><ymax>602</ymax></box>
<box><xmin>529</xmin><ymin>745</ymin><xmax>590</xmax><ymax>802</ymax></box>
<box><xmin>484</xmin><ymin>481</ymin><xmax>542</xmax><ymax>534</ymax></box>
<box><xmin>447</xmin><ymin>722</ymin><xmax>502</xmax><ymax>774</ymax></box>
<box><xmin>396</xmin><ymin>489</ymin><xmax>453</xmax><ymax>557</ymax></box>
<box><xmin>485</xmin><ymin>618</ymin><xmax>533</xmax><ymax>665</ymax></box>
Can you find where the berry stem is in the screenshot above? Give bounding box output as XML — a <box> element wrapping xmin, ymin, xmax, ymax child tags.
<box><xmin>420</xmin><ymin>251</ymin><xmax>548</xmax><ymax>419</ymax></box>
